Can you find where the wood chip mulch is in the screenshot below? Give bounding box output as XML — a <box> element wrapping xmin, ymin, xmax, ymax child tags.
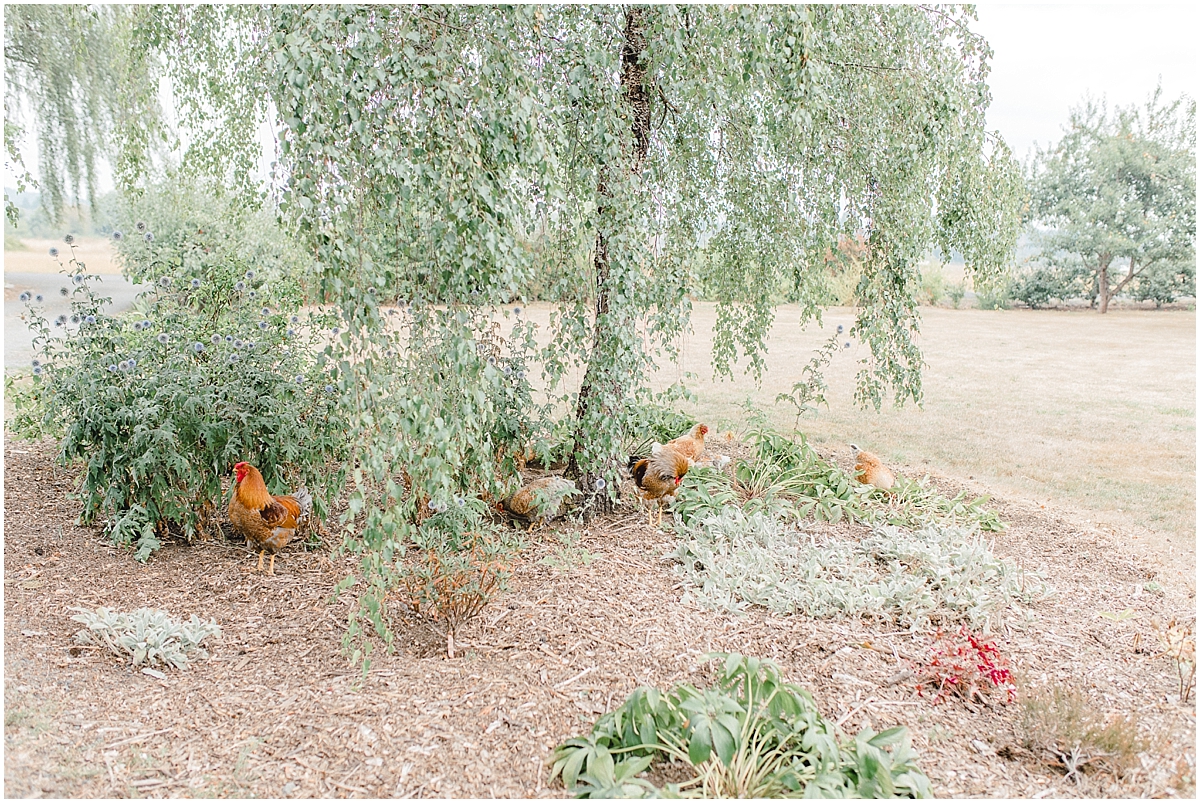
<box><xmin>4</xmin><ymin>437</ymin><xmax>1195</xmax><ymax>798</ymax></box>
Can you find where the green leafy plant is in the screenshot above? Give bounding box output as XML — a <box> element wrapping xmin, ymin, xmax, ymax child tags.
<box><xmin>549</xmin><ymin>653</ymin><xmax>931</xmax><ymax>798</ymax></box>
<box><xmin>10</xmin><ymin>237</ymin><xmax>346</xmax><ymax>560</ymax></box>
<box><xmin>946</xmin><ymin>280</ymin><xmax>966</xmax><ymax>309</ymax></box>
<box><xmin>71</xmin><ymin>606</ymin><xmax>221</xmax><ymax>669</ymax></box>
<box><xmin>776</xmin><ymin>331</ymin><xmax>848</xmax><ymax>426</ymax></box>
<box><xmin>671</xmin><ymin>508</ymin><xmax>1043</xmax><ymax>629</ymax></box>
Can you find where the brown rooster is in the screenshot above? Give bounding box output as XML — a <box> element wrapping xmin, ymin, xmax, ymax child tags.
<box><xmin>849</xmin><ymin>444</ymin><xmax>895</xmax><ymax>491</ymax></box>
<box><xmin>228</xmin><ymin>462</ymin><xmax>311</xmax><ymax>575</ymax></box>
<box><xmin>665</xmin><ymin>423</ymin><xmax>709</xmax><ymax>462</ymax></box>
<box><xmin>630</xmin><ymin>446</ymin><xmax>692</xmax><ymax>527</ymax></box>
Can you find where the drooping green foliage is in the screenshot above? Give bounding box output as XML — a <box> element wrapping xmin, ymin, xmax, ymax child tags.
<box><xmin>7</xmin><ymin>5</ymin><xmax>1025</xmax><ymax>651</ymax></box>
<box><xmin>549</xmin><ymin>653</ymin><xmax>932</xmax><ymax>798</ymax></box>
<box><xmin>1029</xmin><ymin>86</ymin><xmax>1196</xmax><ymax>312</ymax></box>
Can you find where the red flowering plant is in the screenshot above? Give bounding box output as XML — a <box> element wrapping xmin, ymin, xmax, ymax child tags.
<box><xmin>913</xmin><ymin>626</ymin><xmax>1016</xmax><ymax>705</ymax></box>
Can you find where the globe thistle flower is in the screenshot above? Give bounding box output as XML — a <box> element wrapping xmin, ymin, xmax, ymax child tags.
<box><xmin>367</xmin><ymin>287</ymin><xmax>377</xmax><ymax>296</ymax></box>
<box><xmin>290</xmin><ymin>315</ymin><xmax>300</xmax><ymax>324</ymax></box>
<box><xmin>386</xmin><ymin>308</ymin><xmax>396</xmax><ymax>316</ymax></box>
<box><xmin>193</xmin><ymin>342</ymin><xmax>205</xmax><ymax>353</ymax></box>
<box><xmin>128</xmin><ymin>359</ymin><xmax>136</xmax><ymax>369</ymax></box>
<box><xmin>224</xmin><ymin>334</ymin><xmax>234</xmax><ymax>343</ymax></box>
<box><xmin>211</xmin><ymin>334</ymin><xmax>223</xmax><ymax>344</ymax></box>
<box><xmin>836</xmin><ymin>324</ymin><xmax>844</xmax><ymax>334</ymax></box>
<box><xmin>55</xmin><ymin>314</ymin><xmax>68</xmax><ymax>326</ymax></box>
<box><xmin>246</xmin><ymin>340</ymin><xmax>256</xmax><ymax>349</ymax></box>
<box><xmin>286</xmin><ymin>328</ymin><xmax>296</xmax><ymax>337</ymax></box>
<box><xmin>516</xmin><ymin>370</ymin><xmax>525</xmax><ymax>380</ymax></box>
<box><xmin>157</xmin><ymin>333</ymin><xmax>170</xmax><ymax>345</ymax></box>
<box><xmin>136</xmin><ymin>221</ymin><xmax>146</xmax><ymax>232</ymax></box>
<box><xmin>71</xmin><ymin>314</ymin><xmax>80</xmax><ymax>324</ymax></box>
<box><xmin>118</xmin><ymin>360</ymin><xmax>131</xmax><ymax>372</ymax></box>
<box><xmin>159</xmin><ymin>276</ymin><xmax>171</xmax><ymax>288</ymax></box>
<box><xmin>32</xmin><ymin>365</ymin><xmax>43</xmax><ymax>376</ymax></box>
<box><xmin>191</xmin><ymin>278</ymin><xmax>201</xmax><ymax>289</ymax></box>
<box><xmin>258</xmin><ymin>321</ymin><xmax>269</xmax><ymax>330</ymax></box>
<box><xmin>844</xmin><ymin>342</ymin><xmax>851</xmax><ymax>349</ymax></box>
<box><xmin>85</xmin><ymin>315</ymin><xmax>96</xmax><ymax>324</ymax></box>
<box><xmin>35</xmin><ymin>294</ymin><xmax>44</xmax><ymax>303</ymax></box>
<box><xmin>324</xmin><ymin>384</ymin><xmax>334</xmax><ymax>394</ymax></box>
<box><xmin>455</xmin><ymin>496</ymin><xmax>465</xmax><ymax>508</ymax></box>
<box><xmin>64</xmin><ymin>233</ymin><xmax>75</xmax><ymax>245</ymax></box>
<box><xmin>49</xmin><ymin>247</ymin><xmax>60</xmax><ymax>258</ymax></box>
<box><xmin>513</xmin><ymin>306</ymin><xmax>522</xmax><ymax>315</ymax></box>
<box><xmin>594</xmin><ymin>477</ymin><xmax>606</xmax><ymax>491</ymax></box>
<box><xmin>142</xmin><ymin>320</ymin><xmax>151</xmax><ymax>329</ymax></box>
<box><xmin>294</xmin><ymin>375</ymin><xmax>304</xmax><ymax>384</ymax></box>
<box><xmin>244</xmin><ymin>270</ymin><xmax>255</xmax><ymax>280</ymax></box>
<box><xmin>229</xmin><ymin>353</ymin><xmax>240</xmax><ymax>364</ymax></box>
<box><xmin>112</xmin><ymin>230</ymin><xmax>123</xmax><ymax>241</ymax></box>
<box><xmin>233</xmin><ymin>339</ymin><xmax>243</xmax><ymax>349</ymax></box>
<box><xmin>503</xmin><ymin>365</ymin><xmax>512</xmax><ymax>376</ymax></box>
<box><xmin>108</xmin><ymin>364</ymin><xmax>118</xmax><ymax>373</ymax></box>
<box><xmin>72</xmin><ymin>274</ymin><xmax>84</xmax><ymax>285</ymax></box>
<box><xmin>235</xmin><ymin>281</ymin><xmax>246</xmax><ymax>291</ymax></box>
<box><xmin>30</xmin><ymin>359</ymin><xmax>41</xmax><ymax>368</ymax></box>
<box><xmin>487</xmin><ymin>356</ymin><xmax>496</xmax><ymax>366</ymax></box>
<box><xmin>59</xmin><ymin>286</ymin><xmax>69</xmax><ymax>296</ymax></box>
<box><xmin>134</xmin><ymin>321</ymin><xmax>144</xmax><ymax>332</ymax></box>
<box><xmin>248</xmin><ymin>290</ymin><xmax>257</xmax><ymax>300</ymax></box>
<box><xmin>331</xmin><ymin>327</ymin><xmax>340</xmax><ymax>336</ymax></box>
<box><xmin>144</xmin><ymin>232</ymin><xmax>154</xmax><ymax>243</ymax></box>
<box><xmin>19</xmin><ymin>291</ymin><xmax>30</xmax><ymax>302</ymax></box>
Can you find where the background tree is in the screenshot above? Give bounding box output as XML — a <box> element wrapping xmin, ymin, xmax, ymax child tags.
<box><xmin>1029</xmin><ymin>87</ymin><xmax>1196</xmax><ymax>313</ymax></box>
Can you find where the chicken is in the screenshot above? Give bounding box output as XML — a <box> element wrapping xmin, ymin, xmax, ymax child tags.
<box><xmin>849</xmin><ymin>444</ymin><xmax>895</xmax><ymax>491</ymax></box>
<box><xmin>228</xmin><ymin>462</ymin><xmax>311</xmax><ymax>574</ymax></box>
<box><xmin>502</xmin><ymin>476</ymin><xmax>578</xmax><ymax>527</ymax></box>
<box><xmin>665</xmin><ymin>423</ymin><xmax>709</xmax><ymax>462</ymax></box>
<box><xmin>629</xmin><ymin>446</ymin><xmax>692</xmax><ymax>527</ymax></box>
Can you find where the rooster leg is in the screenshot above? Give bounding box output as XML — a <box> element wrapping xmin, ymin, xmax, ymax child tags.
<box><xmin>267</xmin><ymin>554</ymin><xmax>276</xmax><ymax>576</ymax></box>
<box><xmin>254</xmin><ymin>551</ymin><xmax>265</xmax><ymax>572</ymax></box>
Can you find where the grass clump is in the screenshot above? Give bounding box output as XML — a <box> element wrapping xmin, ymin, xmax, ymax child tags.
<box><xmin>670</xmin><ymin>507</ymin><xmax>1043</xmax><ymax>630</ymax></box>
<box><xmin>1018</xmin><ymin>682</ymin><xmax>1143</xmax><ymax>784</ymax></box>
<box><xmin>71</xmin><ymin>606</ymin><xmax>221</xmax><ymax>669</ymax></box>
<box><xmin>550</xmin><ymin>653</ymin><xmax>931</xmax><ymax>799</ymax></box>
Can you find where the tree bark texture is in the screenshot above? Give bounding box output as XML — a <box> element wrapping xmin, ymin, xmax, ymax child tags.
<box><xmin>1098</xmin><ymin>255</ymin><xmax>1111</xmax><ymax>314</ymax></box>
<box><xmin>566</xmin><ymin>8</ymin><xmax>653</xmax><ymax>505</ymax></box>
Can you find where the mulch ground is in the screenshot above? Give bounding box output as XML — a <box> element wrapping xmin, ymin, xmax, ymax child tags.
<box><xmin>3</xmin><ymin>436</ymin><xmax>1196</xmax><ymax>798</ymax></box>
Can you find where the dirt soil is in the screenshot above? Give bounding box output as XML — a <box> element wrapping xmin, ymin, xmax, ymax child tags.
<box><xmin>4</xmin><ymin>436</ymin><xmax>1196</xmax><ymax>799</ymax></box>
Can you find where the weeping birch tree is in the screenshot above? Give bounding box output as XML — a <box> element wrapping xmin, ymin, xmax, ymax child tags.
<box><xmin>8</xmin><ymin>4</ymin><xmax>1024</xmax><ymax>646</ymax></box>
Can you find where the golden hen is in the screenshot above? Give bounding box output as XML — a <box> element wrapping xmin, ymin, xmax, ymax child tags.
<box><xmin>630</xmin><ymin>446</ymin><xmax>691</xmax><ymax>527</ymax></box>
<box><xmin>665</xmin><ymin>423</ymin><xmax>709</xmax><ymax>462</ymax></box>
<box><xmin>502</xmin><ymin>476</ymin><xmax>578</xmax><ymax>528</ymax></box>
<box><xmin>849</xmin><ymin>444</ymin><xmax>895</xmax><ymax>491</ymax></box>
<box><xmin>228</xmin><ymin>462</ymin><xmax>311</xmax><ymax>574</ymax></box>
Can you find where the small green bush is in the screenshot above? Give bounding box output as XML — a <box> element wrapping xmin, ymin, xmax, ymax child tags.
<box><xmin>1010</xmin><ymin>267</ymin><xmax>1070</xmax><ymax>309</ymax></box>
<box><xmin>916</xmin><ymin>264</ymin><xmax>946</xmax><ymax>306</ymax></box>
<box><xmin>11</xmin><ymin>238</ymin><xmax>347</xmax><ymax>560</ymax></box>
<box><xmin>550</xmin><ymin>653</ymin><xmax>931</xmax><ymax>798</ymax></box>
<box><xmin>974</xmin><ymin>280</ymin><xmax>1012</xmax><ymax>310</ymax></box>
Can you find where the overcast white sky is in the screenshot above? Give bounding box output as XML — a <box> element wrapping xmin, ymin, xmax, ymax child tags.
<box><xmin>972</xmin><ymin>3</ymin><xmax>1197</xmax><ymax>162</ymax></box>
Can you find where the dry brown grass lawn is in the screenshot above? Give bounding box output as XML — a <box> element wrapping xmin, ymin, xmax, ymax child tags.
<box><xmin>508</xmin><ymin>302</ymin><xmax>1194</xmax><ymax>589</ymax></box>
<box><xmin>4</xmin><ymin>237</ymin><xmax>122</xmax><ymax>275</ymax></box>
<box><xmin>656</xmin><ymin>304</ymin><xmax>1196</xmax><ymax>583</ymax></box>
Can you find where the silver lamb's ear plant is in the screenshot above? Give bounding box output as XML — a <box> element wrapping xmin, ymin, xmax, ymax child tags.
<box><xmin>71</xmin><ymin>607</ymin><xmax>222</xmax><ymax>669</ymax></box>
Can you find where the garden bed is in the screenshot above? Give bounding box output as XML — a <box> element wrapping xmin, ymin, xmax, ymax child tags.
<box><xmin>4</xmin><ymin>437</ymin><xmax>1195</xmax><ymax>798</ymax></box>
